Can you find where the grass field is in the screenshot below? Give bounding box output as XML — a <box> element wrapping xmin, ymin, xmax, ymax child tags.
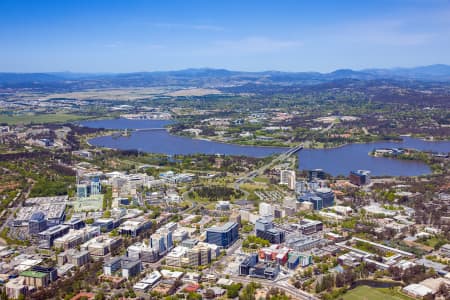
<box><xmin>0</xmin><ymin>113</ymin><xmax>88</xmax><ymax>125</ymax></box>
<box><xmin>343</xmin><ymin>286</ymin><xmax>414</xmax><ymax>300</ymax></box>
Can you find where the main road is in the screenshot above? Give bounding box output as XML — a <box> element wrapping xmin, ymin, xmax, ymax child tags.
<box><xmin>228</xmin><ymin>275</ymin><xmax>318</xmax><ymax>300</ymax></box>
<box><xmin>234</xmin><ymin>143</ymin><xmax>303</xmax><ymax>194</ymax></box>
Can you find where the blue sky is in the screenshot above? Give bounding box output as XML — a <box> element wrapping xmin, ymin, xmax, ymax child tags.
<box><xmin>1</xmin><ymin>0</ymin><xmax>449</xmax><ymax>72</ymax></box>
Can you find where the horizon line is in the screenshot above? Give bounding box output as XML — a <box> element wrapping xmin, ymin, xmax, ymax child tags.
<box><xmin>0</xmin><ymin>63</ymin><xmax>449</xmax><ymax>75</ymax></box>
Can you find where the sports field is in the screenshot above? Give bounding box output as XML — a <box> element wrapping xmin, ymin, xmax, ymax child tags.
<box><xmin>343</xmin><ymin>286</ymin><xmax>414</xmax><ymax>300</ymax></box>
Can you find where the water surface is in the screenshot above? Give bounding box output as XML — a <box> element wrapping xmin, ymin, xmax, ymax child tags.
<box><xmin>81</xmin><ymin>119</ymin><xmax>449</xmax><ymax>176</ymax></box>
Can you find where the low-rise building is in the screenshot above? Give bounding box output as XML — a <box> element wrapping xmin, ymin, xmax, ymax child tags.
<box><xmin>440</xmin><ymin>244</ymin><xmax>450</xmax><ymax>258</ymax></box>
<box><xmin>206</xmin><ymin>222</ymin><xmax>239</xmax><ymax>248</ymax></box>
<box><xmin>81</xmin><ymin>236</ymin><xmax>122</xmax><ymax>257</ymax></box>
<box><xmin>38</xmin><ymin>225</ymin><xmax>70</xmax><ymax>249</ymax></box>
<box><xmin>286</xmin><ymin>236</ymin><xmax>322</xmax><ymax>252</ymax></box>
<box><xmin>103</xmin><ymin>257</ymin><xmax>122</xmax><ymax>276</ymax></box>
<box><xmin>299</xmin><ymin>219</ymin><xmax>323</xmax><ymax>235</ymax></box>
<box><xmin>5</xmin><ymin>277</ymin><xmax>30</xmax><ymax>299</ymax></box>
<box><xmin>127</xmin><ymin>241</ymin><xmax>159</xmax><ymax>263</ymax></box>
<box><xmin>118</xmin><ymin>217</ymin><xmax>151</xmax><ymax>237</ymax></box>
<box><xmin>122</xmin><ymin>259</ymin><xmax>142</xmax><ymax>279</ymax></box>
<box><xmin>20</xmin><ymin>270</ymin><xmax>50</xmax><ymax>288</ymax></box>
<box><xmin>54</xmin><ymin>226</ymin><xmax>100</xmax><ymax>250</ymax></box>
<box><xmin>57</xmin><ymin>249</ymin><xmax>90</xmax><ymax>267</ymax></box>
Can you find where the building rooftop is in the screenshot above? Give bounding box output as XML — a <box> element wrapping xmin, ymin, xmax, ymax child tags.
<box><xmin>39</xmin><ymin>224</ymin><xmax>70</xmax><ymax>235</ymax></box>
<box><xmin>207</xmin><ymin>222</ymin><xmax>237</xmax><ymax>233</ymax></box>
<box><xmin>167</xmin><ymin>246</ymin><xmax>187</xmax><ymax>258</ymax></box>
<box><xmin>122</xmin><ymin>259</ymin><xmax>140</xmax><ymax>269</ymax></box>
<box><xmin>20</xmin><ymin>270</ymin><xmax>47</xmax><ymax>278</ymax></box>
<box><xmin>403</xmin><ymin>284</ymin><xmax>433</xmax><ymax>297</ymax></box>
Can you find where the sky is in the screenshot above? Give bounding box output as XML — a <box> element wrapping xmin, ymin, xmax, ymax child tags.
<box><xmin>1</xmin><ymin>0</ymin><xmax>450</xmax><ymax>73</ymax></box>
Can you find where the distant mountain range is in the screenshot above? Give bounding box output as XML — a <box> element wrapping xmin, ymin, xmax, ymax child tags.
<box><xmin>1</xmin><ymin>64</ymin><xmax>450</xmax><ymax>89</ymax></box>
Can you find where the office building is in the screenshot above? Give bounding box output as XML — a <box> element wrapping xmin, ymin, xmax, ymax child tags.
<box><xmin>28</xmin><ymin>211</ymin><xmax>47</xmax><ymax>235</ymax></box>
<box><xmin>239</xmin><ymin>253</ymin><xmax>259</xmax><ymax>276</ymax></box>
<box><xmin>90</xmin><ymin>177</ymin><xmax>102</xmax><ymax>195</ymax></box>
<box><xmin>280</xmin><ymin>170</ymin><xmax>296</xmax><ymax>190</ymax></box>
<box><xmin>77</xmin><ymin>176</ymin><xmax>102</xmax><ymax>199</ymax></box>
<box><xmin>151</xmin><ymin>229</ymin><xmax>173</xmax><ymax>255</ymax></box>
<box><xmin>58</xmin><ymin>249</ymin><xmax>90</xmax><ymax>267</ymax></box>
<box><xmin>255</xmin><ymin>218</ymin><xmax>285</xmax><ymax>244</ymax></box>
<box><xmin>63</xmin><ymin>218</ymin><xmax>85</xmax><ymax>230</ymax></box>
<box><xmin>92</xmin><ymin>218</ymin><xmax>116</xmax><ymax>232</ymax></box>
<box><xmin>181</xmin><ymin>239</ymin><xmax>199</xmax><ymax>249</ymax></box>
<box><xmin>166</xmin><ymin>245</ymin><xmax>212</xmax><ymax>268</ymax></box>
<box><xmin>299</xmin><ymin>219</ymin><xmax>323</xmax><ymax>235</ymax></box>
<box><xmin>206</xmin><ymin>222</ymin><xmax>238</xmax><ymax>248</ymax></box>
<box><xmin>103</xmin><ymin>257</ymin><xmax>122</xmax><ymax>276</ymax></box>
<box><xmin>239</xmin><ymin>255</ymin><xmax>280</xmax><ymax>280</ymax></box>
<box><xmin>287</xmin><ymin>252</ymin><xmax>313</xmax><ymax>269</ymax></box>
<box><xmin>76</xmin><ymin>184</ymin><xmax>89</xmax><ymax>198</ymax></box>
<box><xmin>165</xmin><ymin>246</ymin><xmax>187</xmax><ymax>267</ymax></box>
<box><xmin>31</xmin><ymin>265</ymin><xmax>57</xmax><ymax>283</ymax></box>
<box><xmin>299</xmin><ymin>193</ymin><xmax>323</xmax><ymax>210</ymax></box>
<box><xmin>81</xmin><ymin>236</ymin><xmax>122</xmax><ymax>257</ymax></box>
<box><xmin>122</xmin><ymin>258</ymin><xmax>142</xmax><ymax>279</ymax></box>
<box><xmin>38</xmin><ymin>225</ymin><xmax>70</xmax><ymax>249</ymax></box>
<box><xmin>349</xmin><ymin>170</ymin><xmax>371</xmax><ymax>186</ymax></box>
<box><xmin>20</xmin><ymin>270</ymin><xmax>50</xmax><ymax>288</ymax></box>
<box><xmin>314</xmin><ymin>188</ymin><xmax>335</xmax><ymax>208</ymax></box>
<box><xmin>53</xmin><ymin>226</ymin><xmax>100</xmax><ymax>250</ymax></box>
<box><xmin>118</xmin><ymin>217</ymin><xmax>151</xmax><ymax>237</ymax></box>
<box><xmin>307</xmin><ymin>169</ymin><xmax>326</xmax><ymax>181</ymax></box>
<box><xmin>5</xmin><ymin>277</ymin><xmax>29</xmax><ymax>300</ymax></box>
<box><xmin>286</xmin><ymin>236</ymin><xmax>322</xmax><ymax>252</ymax></box>
<box><xmin>127</xmin><ymin>241</ymin><xmax>160</xmax><ymax>263</ymax></box>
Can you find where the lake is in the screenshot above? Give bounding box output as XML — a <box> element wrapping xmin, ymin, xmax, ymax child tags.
<box><xmin>80</xmin><ymin>119</ymin><xmax>450</xmax><ymax>176</ymax></box>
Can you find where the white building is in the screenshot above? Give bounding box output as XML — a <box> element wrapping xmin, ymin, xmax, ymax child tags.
<box><xmin>280</xmin><ymin>170</ymin><xmax>296</xmax><ymax>190</ymax></box>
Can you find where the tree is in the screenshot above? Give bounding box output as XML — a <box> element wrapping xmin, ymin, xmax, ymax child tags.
<box><xmin>187</xmin><ymin>292</ymin><xmax>202</xmax><ymax>300</ymax></box>
<box><xmin>204</xmin><ymin>289</ymin><xmax>215</xmax><ymax>299</ymax></box>
<box><xmin>94</xmin><ymin>292</ymin><xmax>105</xmax><ymax>300</ymax></box>
<box><xmin>335</xmin><ymin>273</ymin><xmax>345</xmax><ymax>288</ymax></box>
<box><xmin>226</xmin><ymin>283</ymin><xmax>243</xmax><ymax>298</ymax></box>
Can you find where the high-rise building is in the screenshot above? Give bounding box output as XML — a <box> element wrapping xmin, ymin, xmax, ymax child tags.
<box><xmin>151</xmin><ymin>229</ymin><xmax>173</xmax><ymax>255</ymax></box>
<box><xmin>77</xmin><ymin>176</ymin><xmax>102</xmax><ymax>198</ymax></box>
<box><xmin>206</xmin><ymin>222</ymin><xmax>238</xmax><ymax>248</ymax></box>
<box><xmin>280</xmin><ymin>170</ymin><xmax>296</xmax><ymax>190</ymax></box>
<box><xmin>76</xmin><ymin>184</ymin><xmax>89</xmax><ymax>198</ymax></box>
<box><xmin>90</xmin><ymin>177</ymin><xmax>102</xmax><ymax>195</ymax></box>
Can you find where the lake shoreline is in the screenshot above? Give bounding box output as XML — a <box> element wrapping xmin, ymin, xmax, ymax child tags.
<box><xmin>79</xmin><ymin>119</ymin><xmax>449</xmax><ymax>176</ymax></box>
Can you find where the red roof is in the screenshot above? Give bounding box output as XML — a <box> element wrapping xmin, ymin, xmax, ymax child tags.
<box><xmin>184</xmin><ymin>283</ymin><xmax>200</xmax><ymax>293</ymax></box>
<box><xmin>71</xmin><ymin>292</ymin><xmax>95</xmax><ymax>300</ymax></box>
